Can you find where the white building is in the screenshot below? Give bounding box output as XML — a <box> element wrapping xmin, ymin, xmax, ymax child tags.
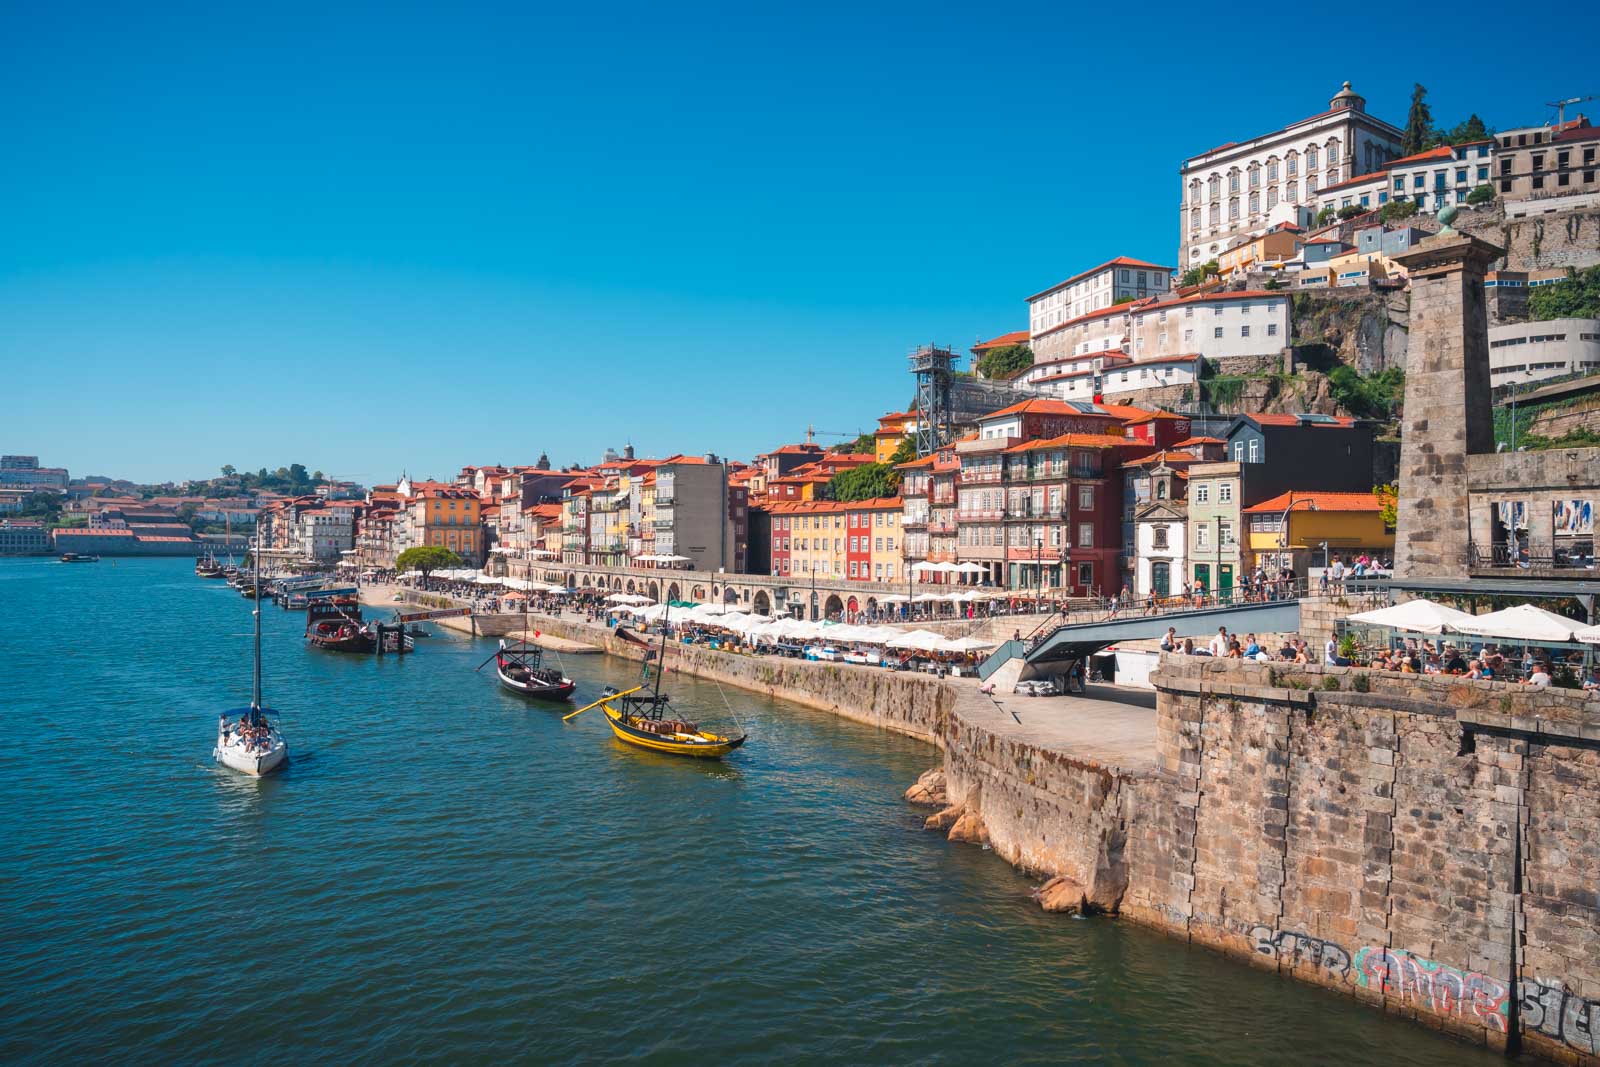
<box><xmin>1385</xmin><ymin>140</ymin><xmax>1494</xmax><ymax>215</ymax></box>
<box><xmin>1031</xmin><ymin>290</ymin><xmax>1290</xmax><ymax>366</ymax></box>
<box><xmin>1180</xmin><ymin>82</ymin><xmax>1402</xmax><ymax>267</ymax></box>
<box><xmin>1134</xmin><ymin>496</ymin><xmax>1188</xmax><ymax>597</ymax></box>
<box><xmin>299</xmin><ymin>507</ymin><xmax>355</xmax><ymax>562</ymax></box>
<box><xmin>1027</xmin><ymin>257</ymin><xmax>1172</xmax><ymax>338</ymax></box>
<box><xmin>1488</xmin><ymin>318</ymin><xmax>1600</xmax><ymax>387</ymax></box>
<box><xmin>1023</xmin><ymin>353</ymin><xmax>1202</xmax><ymax>402</ymax></box>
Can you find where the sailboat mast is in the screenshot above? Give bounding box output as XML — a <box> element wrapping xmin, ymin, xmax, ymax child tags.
<box><xmin>252</xmin><ymin>528</ymin><xmax>263</xmax><ymax>716</ymax></box>
<box><xmin>654</xmin><ymin>597</ymin><xmax>669</xmax><ymax>701</ymax></box>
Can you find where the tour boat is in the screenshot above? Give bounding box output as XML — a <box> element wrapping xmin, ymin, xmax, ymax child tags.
<box><xmin>195</xmin><ymin>556</ymin><xmax>224</xmax><ymax>578</ymax></box>
<box><xmin>564</xmin><ymin>608</ymin><xmax>746</xmax><ymax>759</ymax></box>
<box><xmin>59</xmin><ymin>553</ymin><xmax>100</xmax><ymax>563</ymax></box>
<box><xmin>305</xmin><ymin>598</ymin><xmax>377</xmax><ymax>653</ymax></box>
<box><xmin>493</xmin><ymin>639</ymin><xmax>576</xmax><ymax>700</ymax></box>
<box><xmin>214</xmin><ymin>535</ymin><xmax>288</xmax><ymax>777</ymax></box>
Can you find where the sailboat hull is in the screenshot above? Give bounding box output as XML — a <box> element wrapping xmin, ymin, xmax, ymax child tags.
<box><xmin>495</xmin><ymin>664</ymin><xmax>576</xmax><ymax>700</ymax></box>
<box><xmin>213</xmin><ymin>735</ymin><xmax>289</xmax><ymax>776</ymax></box>
<box><xmin>601</xmin><ymin>703</ymin><xmax>745</xmax><ymax>759</ymax></box>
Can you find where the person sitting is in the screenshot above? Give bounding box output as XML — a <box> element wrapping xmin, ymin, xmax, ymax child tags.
<box><xmin>1526</xmin><ymin>661</ymin><xmax>1553</xmax><ymax>688</ymax></box>
<box><xmin>1583</xmin><ymin>668</ymin><xmax>1600</xmax><ymax>692</ymax></box>
<box><xmin>1244</xmin><ymin>634</ymin><xmax>1260</xmax><ymax>657</ymax></box>
<box><xmin>1159</xmin><ymin>627</ymin><xmax>1177</xmax><ymax>653</ymax></box>
<box><xmin>1182</xmin><ymin>637</ymin><xmax>1197</xmax><ymax>656</ymax></box>
<box><xmin>1225</xmin><ymin>640</ymin><xmax>1243</xmax><ymax>659</ymax></box>
<box><xmin>1442</xmin><ymin>646</ymin><xmax>1469</xmax><ymax>675</ymax></box>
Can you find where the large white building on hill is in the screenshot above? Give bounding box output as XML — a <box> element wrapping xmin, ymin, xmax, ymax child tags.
<box><xmin>1179</xmin><ymin>82</ymin><xmax>1402</xmax><ymax>268</ymax></box>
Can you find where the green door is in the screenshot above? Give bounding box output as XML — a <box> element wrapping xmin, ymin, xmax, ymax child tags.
<box><xmin>1193</xmin><ymin>564</ymin><xmax>1210</xmax><ymax>593</ymax></box>
<box><xmin>1220</xmin><ymin>564</ymin><xmax>1234</xmax><ymax>602</ymax></box>
<box><xmin>1152</xmin><ymin>561</ymin><xmax>1170</xmax><ymax>597</ymax></box>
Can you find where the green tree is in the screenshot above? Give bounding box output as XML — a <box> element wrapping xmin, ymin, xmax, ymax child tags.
<box><xmin>220</xmin><ymin>464</ymin><xmax>236</xmax><ymax>477</ymax></box>
<box><xmin>1402</xmin><ymin>83</ymin><xmax>1433</xmax><ymax>156</ymax></box>
<box><xmin>1380</xmin><ymin>199</ymin><xmax>1419</xmax><ymax>223</ymax></box>
<box><xmin>832</xmin><ymin>432</ymin><xmax>875</xmax><ymax>455</ymax></box>
<box><xmin>1374</xmin><ymin>483</ymin><xmax>1398</xmax><ymax>530</ymax></box>
<box><xmin>1316</xmin><ymin>206</ymin><xmax>1336</xmax><ymax>226</ymax></box>
<box><xmin>1466</xmin><ymin>184</ymin><xmax>1495</xmax><ymax>205</ymax></box>
<box><xmin>1328</xmin><ymin>366</ymin><xmax>1406</xmax><ymax>420</ymax></box>
<box><xmin>1179</xmin><ymin>261</ymin><xmax>1219</xmax><ymax>288</ymax></box>
<box><xmin>396</xmin><ymin>545</ymin><xmax>464</xmax><ymax>580</ymax></box>
<box><xmin>1336</xmin><ymin>204</ymin><xmax>1369</xmax><ymax>220</ymax></box>
<box><xmin>975</xmin><ymin>343</ymin><xmax>1033</xmax><ymax>380</ymax></box>
<box><xmin>1430</xmin><ymin>114</ymin><xmax>1492</xmax><ymax>147</ymax></box>
<box><xmin>1529</xmin><ymin>265</ymin><xmax>1600</xmax><ymax>320</ymax></box>
<box><xmin>886</xmin><ymin>437</ymin><xmax>916</xmax><ymax>466</ymax></box>
<box><xmin>827</xmin><ymin>463</ymin><xmax>898</xmax><ymax>502</ymax></box>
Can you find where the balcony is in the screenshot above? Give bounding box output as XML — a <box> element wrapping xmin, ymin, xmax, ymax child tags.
<box><xmin>652</xmin><ymin>518</ymin><xmax>674</xmax><ymax>529</ymax></box>
<box><xmin>655</xmin><ymin>494</ymin><xmax>675</xmax><ymax>506</ymax></box>
<box><xmin>957</xmin><ymin>510</ymin><xmax>1003</xmax><ymax>522</ymax></box>
<box><xmin>960</xmin><ymin>471</ymin><xmax>1002</xmax><ymax>485</ymax></box>
<box><xmin>1471</xmin><ymin>542</ymin><xmax>1596</xmax><ymax>575</ymax></box>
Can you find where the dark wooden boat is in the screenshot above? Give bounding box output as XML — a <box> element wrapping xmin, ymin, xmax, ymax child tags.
<box><xmin>305</xmin><ymin>598</ymin><xmax>376</xmax><ymax>653</ymax></box>
<box><xmin>494</xmin><ymin>639</ymin><xmax>576</xmax><ymax>700</ymax></box>
<box><xmin>59</xmin><ymin>553</ymin><xmax>100</xmax><ymax>563</ymax></box>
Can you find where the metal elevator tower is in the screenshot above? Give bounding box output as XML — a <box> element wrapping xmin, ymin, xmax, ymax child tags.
<box><xmin>908</xmin><ymin>344</ymin><xmax>955</xmax><ymax>456</ymax></box>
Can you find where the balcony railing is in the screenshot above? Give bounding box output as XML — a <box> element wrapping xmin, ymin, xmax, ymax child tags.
<box><xmin>959</xmin><ymin>471</ymin><xmax>1002</xmax><ymax>484</ymax></box>
<box><xmin>956</xmin><ymin>510</ymin><xmax>1003</xmax><ymax>521</ymax></box>
<box><xmin>1471</xmin><ymin>542</ymin><xmax>1597</xmax><ymax>572</ymax></box>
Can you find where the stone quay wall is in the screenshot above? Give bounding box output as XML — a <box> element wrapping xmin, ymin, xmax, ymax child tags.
<box><xmin>467</xmin><ymin>607</ymin><xmax>1600</xmax><ymax>1063</ymax></box>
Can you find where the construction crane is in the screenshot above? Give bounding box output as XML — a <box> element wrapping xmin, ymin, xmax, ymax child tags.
<box><xmin>1547</xmin><ymin>95</ymin><xmax>1598</xmax><ymax>128</ymax></box>
<box><xmin>804</xmin><ymin>424</ymin><xmax>865</xmax><ymax>445</ymax></box>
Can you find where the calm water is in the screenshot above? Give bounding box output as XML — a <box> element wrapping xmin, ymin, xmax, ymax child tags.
<box><xmin>0</xmin><ymin>558</ymin><xmax>1494</xmax><ymax>1065</ymax></box>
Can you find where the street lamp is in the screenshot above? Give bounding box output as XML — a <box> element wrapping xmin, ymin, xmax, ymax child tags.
<box><xmin>1276</xmin><ymin>495</ymin><xmax>1318</xmax><ymax>589</ymax></box>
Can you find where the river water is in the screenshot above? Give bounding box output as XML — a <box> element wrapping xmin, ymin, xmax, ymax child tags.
<box><xmin>0</xmin><ymin>558</ymin><xmax>1496</xmax><ymax>1065</ymax></box>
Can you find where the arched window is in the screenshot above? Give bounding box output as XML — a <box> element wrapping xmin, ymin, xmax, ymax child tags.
<box><xmin>1228</xmin><ymin>197</ymin><xmax>1240</xmax><ymax>220</ymax></box>
<box><xmin>1286</xmin><ymin>150</ymin><xmax>1298</xmax><ymax>176</ymax></box>
<box><xmin>1248</xmin><ymin>163</ymin><xmax>1261</xmax><ymax>188</ymax></box>
<box><xmin>1286</xmin><ymin>180</ymin><xmax>1298</xmax><ymax>202</ymax></box>
<box><xmin>1190</xmin><ymin>207</ymin><xmax>1201</xmax><ymax>232</ymax></box>
<box><xmin>1266</xmin><ymin>156</ymin><xmax>1279</xmax><ymax>182</ymax></box>
<box><xmin>1228</xmin><ymin>168</ymin><xmax>1241</xmax><ymax>193</ymax></box>
<box><xmin>1208</xmin><ymin>173</ymin><xmax>1221</xmax><ymax>198</ymax></box>
<box><xmin>1306</xmin><ymin>144</ymin><xmax>1319</xmax><ymax>169</ymax></box>
<box><xmin>1248</xmin><ymin>191</ymin><xmax>1260</xmax><ymax>214</ymax></box>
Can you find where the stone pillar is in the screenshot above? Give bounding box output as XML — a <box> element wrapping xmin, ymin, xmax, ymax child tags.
<box><xmin>1389</xmin><ymin>231</ymin><xmax>1503</xmax><ymax>579</ymax></box>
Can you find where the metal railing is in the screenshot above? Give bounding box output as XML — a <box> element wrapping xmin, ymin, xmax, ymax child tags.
<box><xmin>1471</xmin><ymin>543</ymin><xmax>1597</xmax><ymax>571</ymax></box>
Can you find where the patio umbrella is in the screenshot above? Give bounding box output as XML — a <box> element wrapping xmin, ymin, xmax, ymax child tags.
<box><xmin>1575</xmin><ymin>625</ymin><xmax>1600</xmax><ymax>645</ymax></box>
<box><xmin>1450</xmin><ymin>603</ymin><xmax>1589</xmax><ymax>643</ymax></box>
<box><xmin>886</xmin><ymin>629</ymin><xmax>948</xmax><ymax>651</ymax></box>
<box><xmin>938</xmin><ymin>635</ymin><xmax>1000</xmax><ymax>652</ymax></box>
<box><xmin>1346</xmin><ymin>599</ymin><xmax>1477</xmax><ymax>635</ymax></box>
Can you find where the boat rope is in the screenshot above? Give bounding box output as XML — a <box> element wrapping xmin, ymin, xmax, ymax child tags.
<box><xmin>710</xmin><ymin>674</ymin><xmax>748</xmax><ymax>738</ymax></box>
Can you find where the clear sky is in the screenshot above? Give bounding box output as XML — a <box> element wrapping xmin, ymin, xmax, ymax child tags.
<box><xmin>3</xmin><ymin>1</ymin><xmax>1588</xmax><ymax>486</ymax></box>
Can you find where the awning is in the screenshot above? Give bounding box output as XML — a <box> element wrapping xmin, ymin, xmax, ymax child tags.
<box><xmin>1449</xmin><ymin>604</ymin><xmax>1589</xmax><ymax>643</ymax></box>
<box><xmin>1346</xmin><ymin>599</ymin><xmax>1477</xmax><ymax>635</ymax></box>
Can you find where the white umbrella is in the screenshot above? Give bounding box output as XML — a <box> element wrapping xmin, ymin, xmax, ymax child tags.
<box><xmin>939</xmin><ymin>635</ymin><xmax>1000</xmax><ymax>652</ymax></box>
<box><xmin>886</xmin><ymin>629</ymin><xmax>948</xmax><ymax>651</ymax></box>
<box><xmin>1576</xmin><ymin>625</ymin><xmax>1600</xmax><ymax>645</ymax></box>
<box><xmin>1450</xmin><ymin>604</ymin><xmax>1589</xmax><ymax>643</ymax></box>
<box><xmin>604</xmin><ymin>592</ymin><xmax>634</xmax><ymax>603</ymax></box>
<box><xmin>878</xmin><ymin>594</ymin><xmax>910</xmax><ymax>603</ymax></box>
<box><xmin>1346</xmin><ymin>599</ymin><xmax>1477</xmax><ymax>635</ymax></box>
<box><xmin>912</xmin><ymin>593</ymin><xmax>944</xmax><ymax>604</ymax></box>
<box><xmin>954</xmin><ymin>562</ymin><xmax>986</xmax><ymax>574</ymax></box>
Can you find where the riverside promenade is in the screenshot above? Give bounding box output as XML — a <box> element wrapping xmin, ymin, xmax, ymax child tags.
<box><xmin>381</xmin><ymin>583</ymin><xmax>1600</xmax><ymax>1065</ymax></box>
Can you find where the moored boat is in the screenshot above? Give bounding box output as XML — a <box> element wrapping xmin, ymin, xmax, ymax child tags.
<box><xmin>492</xmin><ymin>639</ymin><xmax>576</xmax><ymax>700</ymax></box>
<box><xmin>305</xmin><ymin>598</ymin><xmax>377</xmax><ymax>653</ymax></box>
<box><xmin>564</xmin><ymin>606</ymin><xmax>746</xmax><ymax>759</ymax></box>
<box><xmin>59</xmin><ymin>553</ymin><xmax>100</xmax><ymax>563</ymax></box>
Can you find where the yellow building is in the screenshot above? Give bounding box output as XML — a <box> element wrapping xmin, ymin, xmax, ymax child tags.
<box><xmin>412</xmin><ymin>486</ymin><xmax>483</xmax><ymax>564</ymax></box>
<box><xmin>780</xmin><ymin>500</ymin><xmax>847</xmax><ymax>581</ymax></box>
<box><xmin>846</xmin><ymin>497</ymin><xmax>902</xmax><ymax>584</ymax></box>
<box><xmin>873</xmin><ymin>411</ymin><xmax>918</xmax><ymax>463</ymax></box>
<box><xmin>1218</xmin><ymin>225</ymin><xmax>1304</xmax><ymax>274</ymax></box>
<box><xmin>1244</xmin><ymin>490</ymin><xmax>1393</xmax><ymax>572</ymax></box>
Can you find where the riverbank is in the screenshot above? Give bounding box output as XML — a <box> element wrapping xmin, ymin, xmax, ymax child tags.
<box><xmin>383</xmin><ymin>590</ymin><xmax>1599</xmax><ymax>1065</ymax></box>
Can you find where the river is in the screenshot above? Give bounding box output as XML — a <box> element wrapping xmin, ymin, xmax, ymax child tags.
<box><xmin>0</xmin><ymin>557</ymin><xmax>1495</xmax><ymax>1064</ymax></box>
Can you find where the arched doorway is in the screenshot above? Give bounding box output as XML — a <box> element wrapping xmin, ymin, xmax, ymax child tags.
<box><xmin>723</xmin><ymin>586</ymin><xmax>739</xmax><ymax>604</ymax></box>
<box><xmin>626</xmin><ymin>579</ymin><xmax>636</xmax><ymax>593</ymax></box>
<box><xmin>846</xmin><ymin>596</ymin><xmax>859</xmax><ymax>619</ymax></box>
<box><xmin>647</xmin><ymin>581</ymin><xmax>660</xmax><ymax>602</ymax></box>
<box><xmin>823</xmin><ymin>593</ymin><xmax>844</xmax><ymax>620</ymax></box>
<box><xmin>667</xmin><ymin>582</ymin><xmax>681</xmax><ymax>603</ymax></box>
<box><xmin>691</xmin><ymin>585</ymin><xmax>705</xmax><ymax>601</ymax></box>
<box><xmin>753</xmin><ymin>591</ymin><xmax>771</xmax><ymax>615</ymax></box>
<box><xmin>865</xmin><ymin>597</ymin><xmax>878</xmax><ymax>617</ymax></box>
<box><xmin>564</xmin><ymin>572</ymin><xmax>576</xmax><ymax>589</ymax></box>
<box><xmin>612</xmin><ymin>577</ymin><xmax>622</xmax><ymax>590</ymax></box>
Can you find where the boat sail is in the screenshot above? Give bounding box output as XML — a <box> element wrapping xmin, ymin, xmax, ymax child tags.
<box><xmin>213</xmin><ymin>532</ymin><xmax>289</xmax><ymax>777</ymax></box>
<box><xmin>564</xmin><ymin>604</ymin><xmax>746</xmax><ymax>759</ymax></box>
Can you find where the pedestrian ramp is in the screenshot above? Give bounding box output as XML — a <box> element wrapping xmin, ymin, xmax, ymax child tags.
<box><xmin>977</xmin><ymin>599</ymin><xmax>1304</xmax><ymax>681</ymax></box>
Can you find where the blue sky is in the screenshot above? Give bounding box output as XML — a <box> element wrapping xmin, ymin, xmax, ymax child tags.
<box><xmin>2</xmin><ymin>1</ymin><xmax>1587</xmax><ymax>486</ymax></box>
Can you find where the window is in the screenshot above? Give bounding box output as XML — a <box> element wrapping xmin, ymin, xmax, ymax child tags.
<box><xmin>1153</xmin><ymin>525</ymin><xmax>1169</xmax><ymax>549</ymax></box>
<box><xmin>1219</xmin><ymin>482</ymin><xmax>1233</xmax><ymax>503</ymax></box>
<box><xmin>1077</xmin><ymin>562</ymin><xmax>1094</xmax><ymax>587</ymax></box>
<box><xmin>1306</xmin><ymin>146</ymin><xmax>1317</xmax><ymax>168</ymax></box>
<box><xmin>1077</xmin><ymin>523</ymin><xmax>1093</xmax><ymax>547</ymax></box>
<box><xmin>1078</xmin><ymin>485</ymin><xmax>1093</xmax><ymax>510</ymax></box>
<box><xmin>1220</xmin><ymin>522</ymin><xmax>1235</xmax><ymax>547</ymax></box>
<box><xmin>1248</xmin><ymin>191</ymin><xmax>1260</xmax><ymax>213</ymax></box>
<box><xmin>1196</xmin><ymin>523</ymin><xmax>1210</xmax><ymax>549</ymax></box>
<box><xmin>1247</xmin><ymin>439</ymin><xmax>1259</xmax><ymax>463</ymax></box>
<box><xmin>1213</xmin><ymin>327</ymin><xmax>1223</xmax><ymax>339</ymax></box>
<box><xmin>1194</xmin><ymin>483</ymin><xmax>1210</xmax><ymax>504</ymax></box>
<box><xmin>1267</xmin><ymin>323</ymin><xmax>1278</xmax><ymax>337</ymax></box>
<box><xmin>1241</xmin><ymin>325</ymin><xmax>1250</xmax><ymax>337</ymax></box>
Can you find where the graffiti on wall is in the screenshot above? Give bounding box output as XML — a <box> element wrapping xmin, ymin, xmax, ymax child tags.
<box><xmin>1553</xmin><ymin>499</ymin><xmax>1594</xmax><ymax>536</ymax></box>
<box><xmin>1242</xmin><ymin>924</ymin><xmax>1352</xmax><ymax>978</ymax></box>
<box><xmin>1353</xmin><ymin>947</ymin><xmax>1510</xmax><ymax>1031</ymax></box>
<box><xmin>1522</xmin><ymin>978</ymin><xmax>1600</xmax><ymax>1056</ymax></box>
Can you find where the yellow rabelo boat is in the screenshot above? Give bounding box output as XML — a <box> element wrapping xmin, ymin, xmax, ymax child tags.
<box><xmin>564</xmin><ymin>611</ymin><xmax>747</xmax><ymax>759</ymax></box>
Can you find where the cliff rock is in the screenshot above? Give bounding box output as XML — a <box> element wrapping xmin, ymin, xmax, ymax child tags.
<box><xmin>1035</xmin><ymin>875</ymin><xmax>1087</xmax><ymax>913</ymax></box>
<box><xmin>904</xmin><ymin>767</ymin><xmax>949</xmax><ymax>808</ymax></box>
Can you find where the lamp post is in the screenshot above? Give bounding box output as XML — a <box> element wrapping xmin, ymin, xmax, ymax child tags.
<box><xmin>1275</xmin><ymin>495</ymin><xmax>1318</xmax><ymax>590</ymax></box>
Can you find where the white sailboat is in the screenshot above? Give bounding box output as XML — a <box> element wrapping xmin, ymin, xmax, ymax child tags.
<box><xmin>214</xmin><ymin>532</ymin><xmax>289</xmax><ymax>776</ymax></box>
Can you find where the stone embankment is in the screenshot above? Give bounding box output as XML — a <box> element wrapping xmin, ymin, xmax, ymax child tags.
<box><xmin>384</xmin><ymin>594</ymin><xmax>1600</xmax><ymax>1063</ymax></box>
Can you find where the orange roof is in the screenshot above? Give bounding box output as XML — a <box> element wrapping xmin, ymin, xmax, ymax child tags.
<box><xmin>1124</xmin><ymin>411</ymin><xmax>1188</xmax><ymax>425</ymax></box>
<box><xmin>1096</xmin><ymin>403</ymin><xmax>1154</xmax><ymax>422</ymax></box>
<box><xmin>1244</xmin><ymin>490</ymin><xmax>1382</xmax><ymax>514</ymax></box>
<box><xmin>1243</xmin><ymin>413</ymin><xmax>1357</xmax><ymax>428</ymax></box>
<box><xmin>1121</xmin><ymin>450</ymin><xmax>1200</xmax><ymax>468</ymax></box>
<box><xmin>1032</xmin><ymin>288</ymin><xmax>1283</xmax><ymax>339</ymax></box>
<box><xmin>979</xmin><ymin>397</ymin><xmax>1118</xmax><ymax>420</ymax></box>
<box><xmin>972</xmin><ymin>330</ymin><xmax>1030</xmax><ymax>351</ymax></box>
<box><xmin>1316</xmin><ymin>169</ymin><xmax>1387</xmax><ymax>194</ymax></box>
<box><xmin>1004</xmin><ymin>432</ymin><xmax>1141</xmax><ymax>454</ymax></box>
<box><xmin>895</xmin><ymin>454</ymin><xmax>938</xmax><ymax>470</ymax></box>
<box><xmin>1027</xmin><ymin>257</ymin><xmax>1175</xmax><ymax>302</ymax></box>
<box><xmin>1172</xmin><ymin>436</ymin><xmax>1225</xmax><ymax>447</ymax></box>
